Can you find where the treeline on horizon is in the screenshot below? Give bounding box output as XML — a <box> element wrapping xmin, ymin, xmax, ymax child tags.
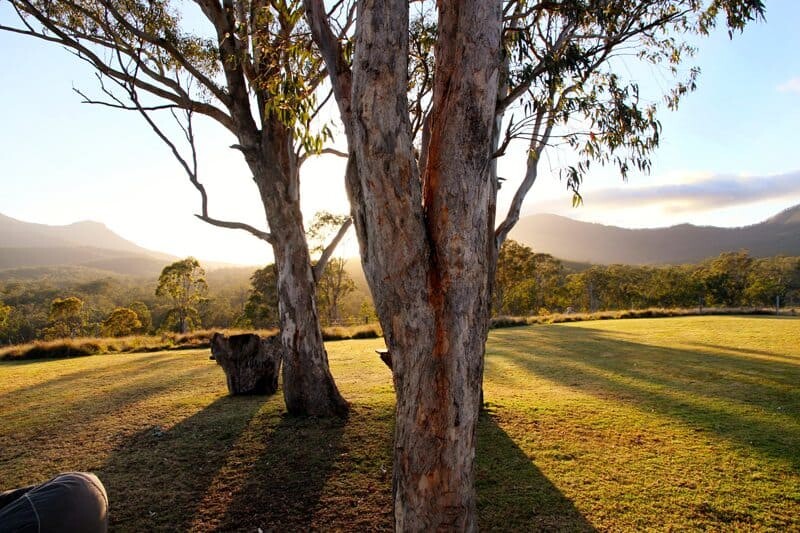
<box><xmin>493</xmin><ymin>242</ymin><xmax>800</xmax><ymax>316</ymax></box>
<box><xmin>1</xmin><ymin>241</ymin><xmax>798</xmax><ymax>346</ymax></box>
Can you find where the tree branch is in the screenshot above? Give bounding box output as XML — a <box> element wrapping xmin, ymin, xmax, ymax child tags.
<box><xmin>194</xmin><ymin>215</ymin><xmax>274</xmax><ymax>243</ymax></box>
<box><xmin>313</xmin><ymin>217</ymin><xmax>353</xmax><ymax>282</ymax></box>
<box><xmin>303</xmin><ymin>0</ymin><xmax>354</xmax><ymax>124</ymax></box>
<box><xmin>494</xmin><ymin>99</ymin><xmax>557</xmax><ymax>248</ymax></box>
<box><xmin>3</xmin><ymin>2</ymin><xmax>237</xmax><ymax>132</ymax></box>
<box><xmin>110</xmin><ymin>68</ymin><xmax>273</xmax><ymax>245</ymax></box>
<box><xmin>90</xmin><ymin>0</ymin><xmax>230</xmax><ymax>105</ymax></box>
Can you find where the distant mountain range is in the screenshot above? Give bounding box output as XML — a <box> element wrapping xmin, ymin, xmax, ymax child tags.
<box><xmin>1</xmin><ymin>203</ymin><xmax>799</xmax><ymax>280</ymax></box>
<box><xmin>508</xmin><ymin>203</ymin><xmax>800</xmax><ymax>265</ymax></box>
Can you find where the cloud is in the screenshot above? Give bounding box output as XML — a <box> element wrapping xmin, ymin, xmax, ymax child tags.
<box><xmin>526</xmin><ymin>170</ymin><xmax>800</xmax><ymax>217</ymax></box>
<box><xmin>777</xmin><ymin>77</ymin><xmax>800</xmax><ymax>94</ymax></box>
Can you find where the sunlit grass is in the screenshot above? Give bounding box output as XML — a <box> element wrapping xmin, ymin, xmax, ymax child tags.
<box><xmin>1</xmin><ymin>316</ymin><xmax>798</xmax><ymax>530</ymax></box>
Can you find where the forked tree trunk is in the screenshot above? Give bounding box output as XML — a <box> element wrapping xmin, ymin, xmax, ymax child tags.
<box><xmin>307</xmin><ymin>0</ymin><xmax>501</xmax><ymax>525</ymax></box>
<box><xmin>346</xmin><ymin>1</ymin><xmax>501</xmax><ymax>529</ymax></box>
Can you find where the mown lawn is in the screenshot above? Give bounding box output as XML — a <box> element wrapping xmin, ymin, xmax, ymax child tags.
<box><xmin>1</xmin><ymin>316</ymin><xmax>798</xmax><ymax>531</ymax></box>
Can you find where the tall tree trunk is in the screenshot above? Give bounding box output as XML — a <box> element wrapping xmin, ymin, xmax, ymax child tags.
<box><xmin>306</xmin><ymin>0</ymin><xmax>501</xmax><ymax>525</ymax></box>
<box><xmin>346</xmin><ymin>1</ymin><xmax>501</xmax><ymax>529</ymax></box>
<box><xmin>250</xmin><ymin>126</ymin><xmax>349</xmax><ymax>418</ymax></box>
<box><xmin>269</xmin><ymin>198</ymin><xmax>348</xmax><ymax>417</ymax></box>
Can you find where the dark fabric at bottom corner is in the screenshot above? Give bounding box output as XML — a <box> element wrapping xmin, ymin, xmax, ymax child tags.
<box><xmin>0</xmin><ymin>472</ymin><xmax>108</xmax><ymax>533</ymax></box>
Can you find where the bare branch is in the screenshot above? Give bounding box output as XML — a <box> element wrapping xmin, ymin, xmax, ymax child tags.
<box><xmin>313</xmin><ymin>217</ymin><xmax>353</xmax><ymax>282</ymax></box>
<box><xmin>303</xmin><ymin>0</ymin><xmax>354</xmax><ymax>123</ymax></box>
<box><xmin>3</xmin><ymin>2</ymin><xmax>237</xmax><ymax>132</ymax></box>
<box><xmin>106</xmin><ymin>65</ymin><xmax>273</xmax><ymax>245</ymax></box>
<box><xmin>320</xmin><ymin>147</ymin><xmax>348</xmax><ymax>158</ymax></box>
<box><xmin>299</xmin><ymin>146</ymin><xmax>349</xmax><ymax>165</ymax></box>
<box><xmin>72</xmin><ymin>86</ymin><xmax>179</xmax><ymax>112</ymax></box>
<box><xmin>194</xmin><ymin>214</ymin><xmax>274</xmax><ymax>243</ymax></box>
<box><xmin>495</xmin><ymin>97</ymin><xmax>557</xmax><ymax>248</ymax></box>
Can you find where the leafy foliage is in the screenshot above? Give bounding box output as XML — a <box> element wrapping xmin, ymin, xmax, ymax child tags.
<box><xmin>240</xmin><ymin>264</ymin><xmax>280</xmax><ymax>329</ymax></box>
<box><xmin>745</xmin><ymin>256</ymin><xmax>800</xmax><ymax>309</ymax></box>
<box><xmin>128</xmin><ymin>301</ymin><xmax>152</xmax><ymax>333</ymax></box>
<box><xmin>316</xmin><ymin>258</ymin><xmax>356</xmax><ymax>325</ymax></box>
<box><xmin>101</xmin><ymin>307</ymin><xmax>143</xmax><ymax>337</ymax></box>
<box><xmin>494</xmin><ymin>241</ymin><xmax>800</xmax><ymax>315</ymax></box>
<box><xmin>493</xmin><ymin>0</ymin><xmax>765</xmax><ymax>242</ymax></box>
<box><xmin>306</xmin><ymin>211</ymin><xmax>350</xmax><ymax>255</ymax></box>
<box><xmin>43</xmin><ymin>296</ymin><xmax>86</xmax><ymax>339</ymax></box>
<box><xmin>500</xmin><ymin>0</ymin><xmax>764</xmax><ymax>194</ymax></box>
<box><xmin>0</xmin><ymin>258</ymin><xmax>369</xmax><ymax>345</ymax></box>
<box><xmin>494</xmin><ymin>240</ymin><xmax>567</xmax><ymax>315</ymax></box>
<box><xmin>0</xmin><ymin>301</ymin><xmax>10</xmax><ymax>330</ymax></box>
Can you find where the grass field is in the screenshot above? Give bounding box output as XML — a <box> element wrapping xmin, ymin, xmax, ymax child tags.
<box><xmin>1</xmin><ymin>316</ymin><xmax>798</xmax><ymax>531</ymax></box>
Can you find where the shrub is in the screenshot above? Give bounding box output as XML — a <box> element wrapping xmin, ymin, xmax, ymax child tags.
<box><xmin>322</xmin><ymin>323</ymin><xmax>382</xmax><ymax>341</ymax></box>
<box><xmin>490</xmin><ymin>316</ymin><xmax>529</xmax><ymax>329</ymax></box>
<box><xmin>0</xmin><ymin>338</ymin><xmax>103</xmax><ymax>360</ymax></box>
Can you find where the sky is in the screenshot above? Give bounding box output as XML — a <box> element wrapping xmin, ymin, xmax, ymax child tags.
<box><xmin>1</xmin><ymin>2</ymin><xmax>799</xmax><ymax>266</ymax></box>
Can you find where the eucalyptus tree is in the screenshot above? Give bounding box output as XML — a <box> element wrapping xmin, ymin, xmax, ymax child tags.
<box><xmin>305</xmin><ymin>0</ymin><xmax>764</xmax><ymax>529</ymax></box>
<box><xmin>0</xmin><ymin>301</ymin><xmax>10</xmax><ymax>330</ymax></box>
<box><xmin>46</xmin><ymin>296</ymin><xmax>86</xmax><ymax>339</ymax></box>
<box><xmin>746</xmin><ymin>256</ymin><xmax>800</xmax><ymax>312</ymax></box>
<box><xmin>1</xmin><ymin>0</ymin><xmax>350</xmax><ymax>415</ymax></box>
<box><xmin>241</xmin><ymin>264</ymin><xmax>280</xmax><ymax>329</ymax></box>
<box><xmin>156</xmin><ymin>257</ymin><xmax>208</xmax><ymax>333</ymax></box>
<box><xmin>101</xmin><ymin>307</ymin><xmax>143</xmax><ymax>337</ymax></box>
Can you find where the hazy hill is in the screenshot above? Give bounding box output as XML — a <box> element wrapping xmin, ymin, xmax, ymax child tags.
<box><xmin>0</xmin><ymin>213</ymin><xmax>173</xmax><ymax>256</ymax></box>
<box><xmin>508</xmin><ymin>204</ymin><xmax>800</xmax><ymax>265</ymax></box>
<box><xmin>0</xmin><ymin>213</ymin><xmax>177</xmax><ymax>277</ymax></box>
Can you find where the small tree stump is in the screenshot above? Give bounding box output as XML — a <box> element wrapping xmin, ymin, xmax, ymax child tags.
<box><xmin>211</xmin><ymin>332</ymin><xmax>283</xmax><ymax>395</ymax></box>
<box><xmin>376</xmin><ymin>348</ymin><xmax>392</xmax><ymax>370</ymax></box>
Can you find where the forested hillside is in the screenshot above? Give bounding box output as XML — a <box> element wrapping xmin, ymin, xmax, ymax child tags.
<box><xmin>4</xmin><ymin>203</ymin><xmax>800</xmax><ymax>277</ymax></box>
<box><xmin>1</xmin><ymin>245</ymin><xmax>797</xmax><ymax>346</ymax></box>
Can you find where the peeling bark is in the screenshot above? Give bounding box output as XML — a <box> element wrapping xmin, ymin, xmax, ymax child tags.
<box><xmin>307</xmin><ymin>0</ymin><xmax>501</xmax><ymax>527</ymax></box>
<box><xmin>267</xmin><ymin>198</ymin><xmax>349</xmax><ymax>418</ymax></box>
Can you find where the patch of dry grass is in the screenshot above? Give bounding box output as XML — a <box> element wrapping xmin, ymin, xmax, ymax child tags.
<box><xmin>0</xmin><ymin>324</ymin><xmax>385</xmax><ymax>361</ymax></box>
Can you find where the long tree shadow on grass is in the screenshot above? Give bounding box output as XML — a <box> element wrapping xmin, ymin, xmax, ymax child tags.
<box><xmin>489</xmin><ymin>326</ymin><xmax>800</xmax><ymax>469</ymax></box>
<box><xmin>93</xmin><ymin>382</ymin><xmax>597</xmax><ymax>530</ymax></box>
<box><xmin>477</xmin><ymin>413</ymin><xmax>597</xmax><ymax>532</ymax></box>
<box><xmin>210</xmin><ymin>405</ymin><xmax>591</xmax><ymax>531</ymax></box>
<box><xmin>97</xmin><ymin>394</ymin><xmax>271</xmax><ymax>532</ymax></box>
<box><xmin>0</xmin><ymin>358</ymin><xmax>217</xmax><ymax>486</ymax></box>
<box><xmin>211</xmin><ymin>413</ymin><xmax>348</xmax><ymax>531</ymax></box>
<box><xmin>211</xmin><ymin>401</ymin><xmax>399</xmax><ymax>531</ymax></box>
<box><xmin>97</xmin><ymin>397</ymin><xmax>394</xmax><ymax>531</ymax></box>
<box><xmin>0</xmin><ymin>353</ymin><xmax>180</xmax><ymax>403</ymax></box>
